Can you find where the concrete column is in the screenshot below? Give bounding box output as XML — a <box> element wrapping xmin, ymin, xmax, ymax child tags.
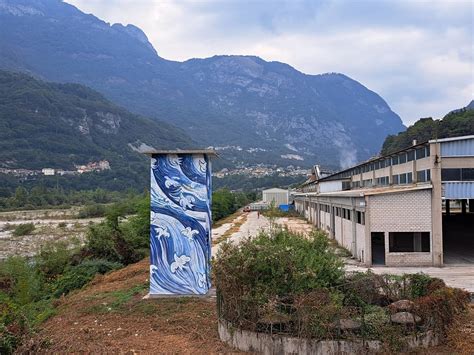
<box><xmin>412</xmin><ymin>158</ymin><xmax>417</xmax><ymax>184</ymax></box>
<box><xmin>430</xmin><ymin>142</ymin><xmax>443</xmax><ymax>266</ymax></box>
<box><xmin>461</xmin><ymin>199</ymin><xmax>467</xmax><ymax>214</ymax></box>
<box><xmin>364</xmin><ymin>195</ymin><xmax>371</xmax><ymax>266</ymax></box>
<box><xmin>351</xmin><ymin>198</ymin><xmax>357</xmax><ymax>257</ymax></box>
<box><xmin>316</xmin><ymin>203</ymin><xmax>320</xmax><ymax>228</ymax></box>
<box><xmin>389</xmin><ymin>162</ymin><xmax>393</xmax><ymax>185</ymax></box>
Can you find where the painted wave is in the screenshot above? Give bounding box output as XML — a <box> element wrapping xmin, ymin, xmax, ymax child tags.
<box><xmin>149</xmin><ymin>153</ymin><xmax>211</xmax><ymax>295</ymax></box>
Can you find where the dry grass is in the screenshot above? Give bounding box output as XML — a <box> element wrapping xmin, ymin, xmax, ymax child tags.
<box><xmin>213</xmin><ymin>209</ymin><xmax>244</xmax><ymax>228</ymax></box>
<box><xmin>445</xmin><ymin>304</ymin><xmax>474</xmax><ymax>354</ymax></box>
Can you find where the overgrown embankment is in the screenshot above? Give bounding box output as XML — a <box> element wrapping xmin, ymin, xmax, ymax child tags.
<box><xmin>17</xmin><ymin>258</ymin><xmax>235</xmax><ymax>353</ymax></box>
<box><xmin>0</xmin><ymin>189</ymin><xmax>254</xmax><ymax>353</ymax></box>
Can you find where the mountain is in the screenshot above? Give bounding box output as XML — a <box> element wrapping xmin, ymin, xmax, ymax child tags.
<box><xmin>0</xmin><ymin>0</ymin><xmax>405</xmax><ymax>169</ymax></box>
<box><xmin>381</xmin><ymin>102</ymin><xmax>474</xmax><ymax>155</ymax></box>
<box><xmin>0</xmin><ymin>70</ymin><xmax>192</xmax><ymax>170</ymax></box>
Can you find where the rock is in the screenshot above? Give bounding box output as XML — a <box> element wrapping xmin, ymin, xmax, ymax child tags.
<box><xmin>390</xmin><ymin>312</ymin><xmax>421</xmax><ymax>324</ymax></box>
<box><xmin>390</xmin><ymin>299</ymin><xmax>415</xmax><ymax>311</ymax></box>
<box><xmin>331</xmin><ymin>319</ymin><xmax>362</xmax><ymax>330</ymax></box>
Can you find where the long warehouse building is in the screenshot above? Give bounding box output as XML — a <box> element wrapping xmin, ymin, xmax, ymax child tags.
<box><xmin>293</xmin><ymin>135</ymin><xmax>474</xmax><ymax>267</ymax></box>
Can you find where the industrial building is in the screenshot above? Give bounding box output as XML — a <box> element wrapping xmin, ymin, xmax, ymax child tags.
<box><xmin>262</xmin><ymin>188</ymin><xmax>290</xmax><ymax>209</ymax></box>
<box><xmin>294</xmin><ymin>135</ymin><xmax>474</xmax><ymax>267</ymax></box>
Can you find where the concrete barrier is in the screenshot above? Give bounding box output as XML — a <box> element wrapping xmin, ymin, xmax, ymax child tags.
<box><xmin>218</xmin><ymin>319</ymin><xmax>440</xmax><ymax>354</ymax></box>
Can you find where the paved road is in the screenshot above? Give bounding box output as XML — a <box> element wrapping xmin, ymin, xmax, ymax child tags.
<box><xmin>345</xmin><ymin>262</ymin><xmax>474</xmax><ymax>293</ymax></box>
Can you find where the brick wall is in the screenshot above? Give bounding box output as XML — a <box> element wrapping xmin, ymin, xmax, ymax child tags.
<box><xmin>369</xmin><ymin>189</ymin><xmax>433</xmax><ymax>266</ymax></box>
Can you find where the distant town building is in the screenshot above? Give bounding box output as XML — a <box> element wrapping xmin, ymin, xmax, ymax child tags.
<box><xmin>0</xmin><ymin>168</ymin><xmax>38</xmax><ymax>177</ymax></box>
<box><xmin>75</xmin><ymin>160</ymin><xmax>111</xmax><ymax>174</ymax></box>
<box><xmin>41</xmin><ymin>168</ymin><xmax>55</xmax><ymax>176</ymax></box>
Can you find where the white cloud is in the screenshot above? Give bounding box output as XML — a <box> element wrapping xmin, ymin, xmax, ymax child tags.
<box><xmin>67</xmin><ymin>0</ymin><xmax>473</xmax><ymax>125</ymax></box>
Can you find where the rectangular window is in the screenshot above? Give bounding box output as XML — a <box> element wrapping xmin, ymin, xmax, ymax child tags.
<box><xmin>400</xmin><ymin>173</ymin><xmax>407</xmax><ymax>184</ymax></box>
<box><xmin>462</xmin><ymin>168</ymin><xmax>474</xmax><ymax>181</ymax></box>
<box><xmin>407</xmin><ymin>150</ymin><xmax>415</xmax><ymax>162</ymax></box>
<box><xmin>345</xmin><ymin>209</ymin><xmax>351</xmax><ymax>220</ymax></box>
<box><xmin>442</xmin><ymin>168</ymin><xmax>461</xmax><ymax>181</ymax></box>
<box><xmin>356</xmin><ymin>211</ymin><xmax>365</xmax><ymax>225</ymax></box>
<box><xmin>416</xmin><ymin>147</ymin><xmax>426</xmax><ymax>159</ymax></box>
<box><xmin>407</xmin><ymin>172</ymin><xmax>413</xmax><ymax>184</ymax></box>
<box><xmin>385</xmin><ymin>158</ymin><xmax>391</xmax><ymax>167</ymax></box>
<box><xmin>399</xmin><ymin>153</ymin><xmax>407</xmax><ymax>164</ymax></box>
<box><xmin>417</xmin><ymin>170</ymin><xmax>426</xmax><ymax>182</ymax></box>
<box><xmin>392</xmin><ymin>156</ymin><xmax>399</xmax><ymax>165</ymax></box>
<box><xmin>426</xmin><ymin>145</ymin><xmax>430</xmax><ymax>157</ymax></box>
<box><xmin>389</xmin><ymin>232</ymin><xmax>430</xmax><ymax>252</ymax></box>
<box><xmin>393</xmin><ymin>174</ymin><xmax>399</xmax><ymax>184</ymax></box>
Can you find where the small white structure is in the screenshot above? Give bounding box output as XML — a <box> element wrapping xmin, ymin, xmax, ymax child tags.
<box><xmin>262</xmin><ymin>188</ymin><xmax>289</xmax><ymax>206</ymax></box>
<box><xmin>41</xmin><ymin>168</ymin><xmax>55</xmax><ymax>176</ymax></box>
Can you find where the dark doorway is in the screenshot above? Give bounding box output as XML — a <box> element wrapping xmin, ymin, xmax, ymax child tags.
<box><xmin>443</xmin><ymin>199</ymin><xmax>474</xmax><ymax>264</ymax></box>
<box><xmin>371</xmin><ymin>232</ymin><xmax>386</xmax><ymax>265</ymax></box>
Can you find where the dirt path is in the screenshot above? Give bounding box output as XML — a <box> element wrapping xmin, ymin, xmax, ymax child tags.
<box><xmin>212</xmin><ymin>211</ymin><xmax>270</xmax><ymax>256</ymax></box>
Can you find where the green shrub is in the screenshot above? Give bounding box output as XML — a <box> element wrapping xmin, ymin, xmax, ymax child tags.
<box><xmin>0</xmin><ymin>257</ymin><xmax>43</xmax><ymax>304</ymax></box>
<box><xmin>77</xmin><ymin>204</ymin><xmax>107</xmax><ymax>218</ymax></box>
<box><xmin>214</xmin><ymin>228</ymin><xmax>344</xmax><ymax>302</ymax></box>
<box><xmin>85</xmin><ymin>222</ymin><xmax>121</xmax><ymax>261</ymax></box>
<box><xmin>52</xmin><ymin>259</ymin><xmax>122</xmax><ymax>297</ymax></box>
<box><xmin>12</xmin><ymin>223</ymin><xmax>35</xmax><ymax>236</ymax></box>
<box><xmin>85</xmin><ymin>198</ymin><xmax>148</xmax><ymax>264</ymax></box>
<box><xmin>35</xmin><ymin>240</ymin><xmax>79</xmax><ymax>281</ymax></box>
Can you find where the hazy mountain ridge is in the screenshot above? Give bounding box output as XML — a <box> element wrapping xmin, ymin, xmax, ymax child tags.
<box><xmin>0</xmin><ymin>0</ymin><xmax>405</xmax><ymax>168</ymax></box>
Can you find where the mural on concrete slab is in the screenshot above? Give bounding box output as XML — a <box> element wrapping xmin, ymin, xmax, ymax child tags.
<box><xmin>149</xmin><ymin>153</ymin><xmax>212</xmax><ymax>295</ymax></box>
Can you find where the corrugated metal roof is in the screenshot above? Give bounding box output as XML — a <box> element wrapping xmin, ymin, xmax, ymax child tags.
<box><xmin>440</xmin><ymin>138</ymin><xmax>474</xmax><ymax>157</ymax></box>
<box><xmin>263</xmin><ymin>188</ymin><xmax>288</xmax><ymax>193</ymax></box>
<box><xmin>443</xmin><ymin>182</ymin><xmax>474</xmax><ymax>199</ymax></box>
<box><xmin>293</xmin><ymin>184</ymin><xmax>432</xmax><ymax>198</ymax></box>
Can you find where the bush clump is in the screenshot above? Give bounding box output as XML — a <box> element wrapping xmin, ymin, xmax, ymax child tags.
<box><xmin>77</xmin><ymin>204</ymin><xmax>107</xmax><ymax>218</ymax></box>
<box><xmin>12</xmin><ymin>223</ymin><xmax>35</xmax><ymax>236</ymax></box>
<box><xmin>214</xmin><ymin>228</ymin><xmax>344</xmax><ymax>332</ymax></box>
<box><xmin>214</xmin><ymin>228</ymin><xmax>470</xmax><ymax>349</ymax></box>
<box><xmin>52</xmin><ymin>259</ymin><xmax>122</xmax><ymax>297</ymax></box>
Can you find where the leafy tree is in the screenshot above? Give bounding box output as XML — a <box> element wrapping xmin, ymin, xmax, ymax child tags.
<box><xmin>381</xmin><ymin>108</ymin><xmax>474</xmax><ymax>154</ymax></box>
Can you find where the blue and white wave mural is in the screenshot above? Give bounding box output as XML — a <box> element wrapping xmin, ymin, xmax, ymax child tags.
<box><xmin>149</xmin><ymin>153</ymin><xmax>212</xmax><ymax>295</ymax></box>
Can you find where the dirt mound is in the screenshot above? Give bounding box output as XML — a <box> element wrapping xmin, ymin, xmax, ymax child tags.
<box><xmin>18</xmin><ymin>258</ymin><xmax>240</xmax><ymax>354</ymax></box>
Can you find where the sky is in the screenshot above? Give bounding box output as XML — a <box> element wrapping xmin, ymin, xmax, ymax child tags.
<box><xmin>67</xmin><ymin>0</ymin><xmax>473</xmax><ymax>125</ymax></box>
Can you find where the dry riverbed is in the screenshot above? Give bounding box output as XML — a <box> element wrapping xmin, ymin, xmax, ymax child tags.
<box><xmin>0</xmin><ymin>207</ymin><xmax>104</xmax><ymax>260</ymax></box>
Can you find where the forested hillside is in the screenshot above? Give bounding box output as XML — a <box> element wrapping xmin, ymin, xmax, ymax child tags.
<box><xmin>0</xmin><ymin>70</ymin><xmax>191</xmax><ymax>170</ymax></box>
<box><xmin>381</xmin><ymin>103</ymin><xmax>474</xmax><ymax>154</ymax></box>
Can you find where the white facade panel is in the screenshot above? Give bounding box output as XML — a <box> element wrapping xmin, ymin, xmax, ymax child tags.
<box><xmin>319</xmin><ymin>181</ymin><xmax>343</xmax><ymax>193</ymax></box>
<box><xmin>262</xmin><ymin>189</ymin><xmax>289</xmax><ymax>206</ymax></box>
